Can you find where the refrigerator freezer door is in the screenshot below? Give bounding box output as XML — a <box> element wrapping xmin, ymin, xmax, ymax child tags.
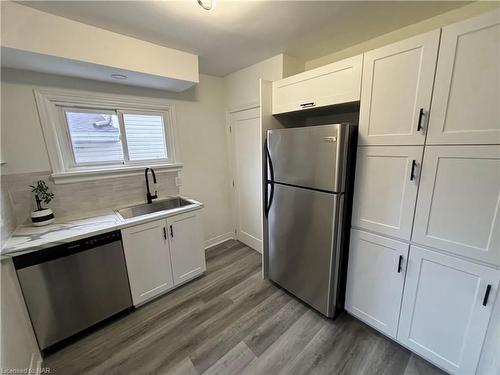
<box><xmin>267</xmin><ymin>124</ymin><xmax>346</xmax><ymax>192</ymax></box>
<box><xmin>268</xmin><ymin>183</ymin><xmax>341</xmax><ymax>316</ymax></box>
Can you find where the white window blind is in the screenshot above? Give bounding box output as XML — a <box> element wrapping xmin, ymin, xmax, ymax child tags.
<box><xmin>122</xmin><ymin>114</ymin><xmax>168</xmax><ymax>161</ymax></box>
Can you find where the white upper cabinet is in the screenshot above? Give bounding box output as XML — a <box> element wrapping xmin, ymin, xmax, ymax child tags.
<box><xmin>346</xmin><ymin>229</ymin><xmax>408</xmax><ymax>338</ymax></box>
<box><xmin>359</xmin><ymin>30</ymin><xmax>440</xmax><ymax>145</ymax></box>
<box><xmin>272</xmin><ymin>55</ymin><xmax>362</xmax><ymax>114</ymax></box>
<box><xmin>427</xmin><ymin>10</ymin><xmax>500</xmax><ymax>145</ymax></box>
<box><xmin>352</xmin><ymin>146</ymin><xmax>423</xmax><ymax>240</ymax></box>
<box><xmin>412</xmin><ymin>146</ymin><xmax>500</xmax><ymax>266</ymax></box>
<box><xmin>167</xmin><ymin>210</ymin><xmax>206</xmax><ymax>285</ymax></box>
<box><xmin>398</xmin><ymin>245</ymin><xmax>499</xmax><ymax>375</ymax></box>
<box><xmin>121</xmin><ymin>219</ymin><xmax>174</xmax><ymax>306</ymax></box>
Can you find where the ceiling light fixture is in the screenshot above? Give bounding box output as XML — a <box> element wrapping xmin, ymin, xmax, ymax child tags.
<box><xmin>197</xmin><ymin>0</ymin><xmax>216</xmax><ymax>11</ymax></box>
<box><xmin>110</xmin><ymin>73</ymin><xmax>127</xmax><ymax>80</ymax></box>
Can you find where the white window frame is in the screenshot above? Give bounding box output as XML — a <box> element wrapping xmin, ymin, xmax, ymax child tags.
<box><xmin>34</xmin><ymin>88</ymin><xmax>181</xmax><ymax>184</ymax></box>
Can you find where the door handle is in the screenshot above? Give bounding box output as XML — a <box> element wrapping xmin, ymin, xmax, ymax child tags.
<box><xmin>410</xmin><ymin>160</ymin><xmax>417</xmax><ymax>181</ymax></box>
<box><xmin>265</xmin><ymin>139</ymin><xmax>275</xmax><ymax>218</ymax></box>
<box><xmin>300</xmin><ymin>102</ymin><xmax>315</xmax><ymax>108</ymax></box>
<box><xmin>397</xmin><ymin>255</ymin><xmax>404</xmax><ymax>273</ymax></box>
<box><xmin>483</xmin><ymin>284</ymin><xmax>492</xmax><ymax>306</ymax></box>
<box><xmin>163</xmin><ymin>227</ymin><xmax>167</xmax><ymax>240</ymax></box>
<box><xmin>417</xmin><ymin>108</ymin><xmax>425</xmax><ymax>132</ymax></box>
<box><xmin>170</xmin><ymin>225</ymin><xmax>174</xmax><ymax>238</ymax></box>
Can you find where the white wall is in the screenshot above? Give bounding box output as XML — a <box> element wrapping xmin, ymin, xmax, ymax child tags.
<box><xmin>0</xmin><ymin>68</ymin><xmax>233</xmax><ymax>247</ymax></box>
<box><xmin>306</xmin><ymin>1</ymin><xmax>500</xmax><ymax>70</ymax></box>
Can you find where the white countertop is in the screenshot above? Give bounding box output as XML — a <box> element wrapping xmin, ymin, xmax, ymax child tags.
<box><xmin>1</xmin><ymin>198</ymin><xmax>203</xmax><ymax>258</ymax></box>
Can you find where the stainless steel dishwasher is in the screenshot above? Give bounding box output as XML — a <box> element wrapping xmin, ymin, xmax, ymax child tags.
<box><xmin>14</xmin><ymin>230</ymin><xmax>133</xmax><ymax>350</ymax></box>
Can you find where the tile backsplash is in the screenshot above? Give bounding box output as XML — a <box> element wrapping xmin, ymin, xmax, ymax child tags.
<box><xmin>2</xmin><ymin>170</ymin><xmax>180</xmax><ymax>226</ymax></box>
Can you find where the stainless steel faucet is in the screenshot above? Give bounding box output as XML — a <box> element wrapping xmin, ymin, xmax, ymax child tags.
<box><xmin>144</xmin><ymin>168</ymin><xmax>158</xmax><ymax>204</ymax></box>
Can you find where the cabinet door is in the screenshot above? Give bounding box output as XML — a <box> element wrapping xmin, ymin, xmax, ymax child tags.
<box><xmin>398</xmin><ymin>246</ymin><xmax>500</xmax><ymax>374</ymax></box>
<box><xmin>351</xmin><ymin>146</ymin><xmax>423</xmax><ymax>240</ymax></box>
<box><xmin>413</xmin><ymin>146</ymin><xmax>500</xmax><ymax>266</ymax></box>
<box><xmin>121</xmin><ymin>219</ymin><xmax>174</xmax><ymax>306</ymax></box>
<box><xmin>167</xmin><ymin>210</ymin><xmax>206</xmax><ymax>285</ymax></box>
<box><xmin>272</xmin><ymin>54</ymin><xmax>362</xmax><ymax>114</ymax></box>
<box><xmin>427</xmin><ymin>10</ymin><xmax>500</xmax><ymax>145</ymax></box>
<box><xmin>346</xmin><ymin>229</ymin><xmax>408</xmax><ymax>338</ymax></box>
<box><xmin>359</xmin><ymin>30</ymin><xmax>440</xmax><ymax>145</ymax></box>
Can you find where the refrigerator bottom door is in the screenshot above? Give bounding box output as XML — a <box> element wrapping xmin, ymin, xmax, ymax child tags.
<box><xmin>268</xmin><ymin>183</ymin><xmax>341</xmax><ymax>317</ymax></box>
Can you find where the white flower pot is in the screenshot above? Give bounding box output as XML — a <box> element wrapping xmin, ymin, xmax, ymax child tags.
<box><xmin>31</xmin><ymin>208</ymin><xmax>55</xmax><ymax>226</ymax></box>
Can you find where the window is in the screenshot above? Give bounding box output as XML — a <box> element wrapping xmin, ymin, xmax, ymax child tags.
<box><xmin>64</xmin><ymin>110</ymin><xmax>124</xmax><ymax>165</ymax></box>
<box><xmin>35</xmin><ymin>89</ymin><xmax>179</xmax><ymax>183</ymax></box>
<box><xmin>63</xmin><ymin>108</ymin><xmax>170</xmax><ymax>168</ymax></box>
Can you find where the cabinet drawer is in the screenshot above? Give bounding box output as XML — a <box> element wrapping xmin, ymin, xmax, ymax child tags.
<box><xmin>412</xmin><ymin>146</ymin><xmax>500</xmax><ymax>266</ymax></box>
<box><xmin>351</xmin><ymin>146</ymin><xmax>423</xmax><ymax>240</ymax></box>
<box><xmin>398</xmin><ymin>245</ymin><xmax>499</xmax><ymax>374</ymax></box>
<box><xmin>427</xmin><ymin>10</ymin><xmax>500</xmax><ymax>145</ymax></box>
<box><xmin>346</xmin><ymin>229</ymin><xmax>408</xmax><ymax>338</ymax></box>
<box><xmin>358</xmin><ymin>30</ymin><xmax>439</xmax><ymax>145</ymax></box>
<box><xmin>272</xmin><ymin>55</ymin><xmax>362</xmax><ymax>115</ymax></box>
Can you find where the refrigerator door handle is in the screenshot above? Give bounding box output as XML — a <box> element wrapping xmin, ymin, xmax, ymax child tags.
<box><xmin>266</xmin><ymin>182</ymin><xmax>275</xmax><ymax>217</ymax></box>
<box><xmin>265</xmin><ymin>139</ymin><xmax>275</xmax><ymax>217</ymax></box>
<box><xmin>265</xmin><ymin>138</ymin><xmax>274</xmax><ymax>182</ymax></box>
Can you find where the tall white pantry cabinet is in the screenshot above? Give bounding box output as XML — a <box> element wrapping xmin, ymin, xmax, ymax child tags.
<box><xmin>346</xmin><ymin>9</ymin><xmax>500</xmax><ymax>375</ymax></box>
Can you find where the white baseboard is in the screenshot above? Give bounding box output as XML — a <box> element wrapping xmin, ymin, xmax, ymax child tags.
<box><xmin>238</xmin><ymin>231</ymin><xmax>262</xmax><ymax>254</ymax></box>
<box><xmin>204</xmin><ymin>232</ymin><xmax>234</xmax><ymax>250</ymax></box>
<box><xmin>30</xmin><ymin>351</ymin><xmax>43</xmax><ymax>373</ymax></box>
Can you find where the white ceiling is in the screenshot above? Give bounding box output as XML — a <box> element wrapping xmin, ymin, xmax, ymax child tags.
<box><xmin>19</xmin><ymin>1</ymin><xmax>469</xmax><ymax>76</ymax></box>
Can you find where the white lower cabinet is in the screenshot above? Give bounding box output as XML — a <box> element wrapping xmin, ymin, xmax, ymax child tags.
<box><xmin>121</xmin><ymin>210</ymin><xmax>206</xmax><ymax>306</ymax></box>
<box><xmin>167</xmin><ymin>211</ymin><xmax>206</xmax><ymax>285</ymax></box>
<box><xmin>398</xmin><ymin>246</ymin><xmax>500</xmax><ymax>374</ymax></box>
<box><xmin>346</xmin><ymin>229</ymin><xmax>408</xmax><ymax>338</ymax></box>
<box><xmin>121</xmin><ymin>219</ymin><xmax>175</xmax><ymax>306</ymax></box>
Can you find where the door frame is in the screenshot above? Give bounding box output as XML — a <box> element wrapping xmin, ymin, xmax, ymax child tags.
<box><xmin>226</xmin><ymin>104</ymin><xmax>263</xmax><ymax>253</ymax></box>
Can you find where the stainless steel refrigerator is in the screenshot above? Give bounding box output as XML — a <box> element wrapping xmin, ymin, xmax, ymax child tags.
<box><xmin>265</xmin><ymin>124</ymin><xmax>356</xmax><ymax>318</ymax></box>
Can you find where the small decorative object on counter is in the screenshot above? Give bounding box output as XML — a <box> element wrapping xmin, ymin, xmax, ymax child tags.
<box><xmin>30</xmin><ymin>180</ymin><xmax>55</xmax><ymax>226</ymax></box>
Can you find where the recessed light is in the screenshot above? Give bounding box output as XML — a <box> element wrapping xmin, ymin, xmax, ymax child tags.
<box><xmin>111</xmin><ymin>74</ymin><xmax>127</xmax><ymax>80</ymax></box>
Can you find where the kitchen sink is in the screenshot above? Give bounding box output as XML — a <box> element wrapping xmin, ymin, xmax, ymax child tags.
<box><xmin>117</xmin><ymin>197</ymin><xmax>193</xmax><ymax>219</ymax></box>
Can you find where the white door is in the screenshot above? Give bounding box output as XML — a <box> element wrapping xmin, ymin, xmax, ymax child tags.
<box><xmin>167</xmin><ymin>210</ymin><xmax>206</xmax><ymax>285</ymax></box>
<box><xmin>346</xmin><ymin>229</ymin><xmax>408</xmax><ymax>338</ymax></box>
<box><xmin>427</xmin><ymin>10</ymin><xmax>500</xmax><ymax>145</ymax></box>
<box><xmin>230</xmin><ymin>107</ymin><xmax>263</xmax><ymax>252</ymax></box>
<box><xmin>413</xmin><ymin>146</ymin><xmax>500</xmax><ymax>266</ymax></box>
<box><xmin>398</xmin><ymin>245</ymin><xmax>500</xmax><ymax>374</ymax></box>
<box><xmin>121</xmin><ymin>219</ymin><xmax>174</xmax><ymax>306</ymax></box>
<box><xmin>359</xmin><ymin>30</ymin><xmax>440</xmax><ymax>145</ymax></box>
<box><xmin>351</xmin><ymin>146</ymin><xmax>423</xmax><ymax>240</ymax></box>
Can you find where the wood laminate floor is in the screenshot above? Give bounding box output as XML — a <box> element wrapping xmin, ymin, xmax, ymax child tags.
<box><xmin>43</xmin><ymin>240</ymin><xmax>446</xmax><ymax>375</ymax></box>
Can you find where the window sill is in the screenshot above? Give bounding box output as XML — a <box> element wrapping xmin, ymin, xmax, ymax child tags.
<box><xmin>51</xmin><ymin>163</ymin><xmax>183</xmax><ymax>184</ymax></box>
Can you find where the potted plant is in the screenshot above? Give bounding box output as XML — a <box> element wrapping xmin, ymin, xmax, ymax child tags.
<box><xmin>30</xmin><ymin>180</ymin><xmax>55</xmax><ymax>226</ymax></box>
